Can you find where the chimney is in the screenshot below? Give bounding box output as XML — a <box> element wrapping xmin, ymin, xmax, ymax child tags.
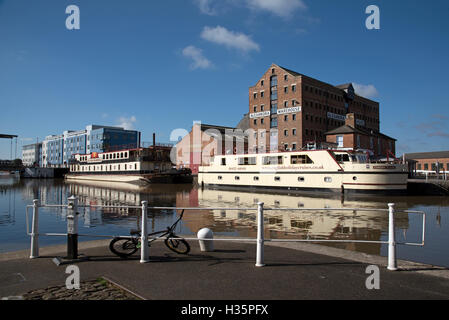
<box><xmin>153</xmin><ymin>133</ymin><xmax>156</xmax><ymax>147</ymax></box>
<box><xmin>345</xmin><ymin>113</ymin><xmax>356</xmax><ymax>127</ymax></box>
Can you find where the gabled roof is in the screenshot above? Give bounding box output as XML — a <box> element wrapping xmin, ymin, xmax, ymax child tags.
<box><xmin>324</xmin><ymin>125</ymin><xmax>396</xmax><ymax>141</ymax></box>
<box><xmin>277</xmin><ymin>65</ymin><xmax>304</xmax><ymax>77</ymax></box>
<box><xmin>195</xmin><ymin>123</ymin><xmax>248</xmax><ymax>141</ymax></box>
<box><xmin>335</xmin><ymin>83</ymin><xmax>353</xmax><ymax>90</ymax></box>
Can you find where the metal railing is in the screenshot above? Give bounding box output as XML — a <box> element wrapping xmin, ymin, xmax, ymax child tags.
<box><xmin>26</xmin><ymin>197</ymin><xmax>426</xmax><ymax>270</ymax></box>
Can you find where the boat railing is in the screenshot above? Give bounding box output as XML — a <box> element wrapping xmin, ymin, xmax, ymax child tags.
<box><xmin>26</xmin><ymin>197</ymin><xmax>425</xmax><ymax>270</ymax></box>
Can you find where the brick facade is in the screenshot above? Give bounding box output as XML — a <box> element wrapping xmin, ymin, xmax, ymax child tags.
<box><xmin>249</xmin><ymin>64</ymin><xmax>381</xmax><ymax>152</ymax></box>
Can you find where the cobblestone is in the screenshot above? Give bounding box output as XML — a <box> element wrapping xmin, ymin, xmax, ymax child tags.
<box><xmin>22</xmin><ymin>278</ymin><xmax>140</xmax><ymax>300</ymax></box>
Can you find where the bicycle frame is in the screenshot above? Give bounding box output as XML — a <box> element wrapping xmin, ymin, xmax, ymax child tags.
<box><xmin>134</xmin><ymin>210</ymin><xmax>185</xmax><ymax>244</ymax></box>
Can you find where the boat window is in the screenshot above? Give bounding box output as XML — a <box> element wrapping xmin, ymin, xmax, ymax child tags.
<box><xmin>218</xmin><ymin>176</ymin><xmax>222</xmax><ymax>180</ymax></box>
<box><xmin>221</xmin><ymin>158</ymin><xmax>226</xmax><ymax>166</ymax></box>
<box><xmin>291</xmin><ymin>155</ymin><xmax>313</xmax><ymax>164</ymax></box>
<box><xmin>235</xmin><ymin>176</ymin><xmax>240</xmax><ymax>180</ymax></box>
<box><xmin>357</xmin><ymin>155</ymin><xmax>367</xmax><ymax>163</ymax></box>
<box><xmin>298</xmin><ymin>177</ymin><xmax>305</xmax><ymax>182</ymax></box>
<box><xmin>335</xmin><ymin>154</ymin><xmax>350</xmax><ymax>163</ymax></box>
<box><xmin>274</xmin><ymin>176</ymin><xmax>281</xmax><ymax>181</ymax></box>
<box><xmin>263</xmin><ymin>156</ymin><xmax>283</xmax><ymax>165</ymax></box>
<box><xmin>238</xmin><ymin>157</ymin><xmax>256</xmax><ymax>165</ymax></box>
<box><xmin>324</xmin><ymin>177</ymin><xmax>332</xmax><ymax>183</ymax></box>
<box><xmin>120</xmin><ymin>152</ymin><xmax>123</xmax><ymax>158</ymax></box>
<box><xmin>253</xmin><ymin>176</ymin><xmax>259</xmax><ymax>181</ymax></box>
<box><xmin>125</xmin><ymin>152</ymin><xmax>128</xmax><ymax>158</ymax></box>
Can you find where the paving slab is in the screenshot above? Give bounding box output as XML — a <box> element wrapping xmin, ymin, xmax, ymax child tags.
<box><xmin>1</xmin><ymin>239</ymin><xmax>449</xmax><ymax>300</ymax></box>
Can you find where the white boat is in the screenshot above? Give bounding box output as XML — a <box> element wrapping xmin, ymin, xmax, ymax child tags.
<box><xmin>198</xmin><ymin>150</ymin><xmax>408</xmax><ymax>194</ymax></box>
<box><xmin>65</xmin><ymin>147</ymin><xmax>192</xmax><ymax>185</ymax></box>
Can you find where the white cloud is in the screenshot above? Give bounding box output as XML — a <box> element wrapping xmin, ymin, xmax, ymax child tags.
<box><xmin>194</xmin><ymin>0</ymin><xmax>217</xmax><ymax>15</ymax></box>
<box><xmin>353</xmin><ymin>83</ymin><xmax>379</xmax><ymax>99</ymax></box>
<box><xmin>182</xmin><ymin>45</ymin><xmax>213</xmax><ymax>70</ymax></box>
<box><xmin>117</xmin><ymin>116</ymin><xmax>137</xmax><ymax>130</ymax></box>
<box><xmin>200</xmin><ymin>26</ymin><xmax>260</xmax><ymax>53</ymax></box>
<box><xmin>246</xmin><ymin>0</ymin><xmax>307</xmax><ymax>18</ymax></box>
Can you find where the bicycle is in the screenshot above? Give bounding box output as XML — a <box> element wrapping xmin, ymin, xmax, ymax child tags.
<box><xmin>109</xmin><ymin>210</ymin><xmax>190</xmax><ymax>258</ymax></box>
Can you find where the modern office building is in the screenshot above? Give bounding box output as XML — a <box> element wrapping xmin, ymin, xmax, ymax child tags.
<box><xmin>22</xmin><ymin>142</ymin><xmax>42</xmax><ymax>167</ymax></box>
<box><xmin>248</xmin><ymin>63</ymin><xmax>395</xmax><ymax>157</ymax></box>
<box><xmin>38</xmin><ymin>125</ymin><xmax>140</xmax><ymax>168</ymax></box>
<box><xmin>42</xmin><ymin>134</ymin><xmax>64</xmax><ymax>167</ymax></box>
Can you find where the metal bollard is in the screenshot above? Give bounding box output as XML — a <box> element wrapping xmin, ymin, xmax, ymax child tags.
<box><xmin>67</xmin><ymin>196</ymin><xmax>79</xmax><ymax>260</ymax></box>
<box><xmin>30</xmin><ymin>199</ymin><xmax>39</xmax><ymax>259</ymax></box>
<box><xmin>197</xmin><ymin>228</ymin><xmax>214</xmax><ymax>252</ymax></box>
<box><xmin>140</xmin><ymin>201</ymin><xmax>149</xmax><ymax>263</ymax></box>
<box><xmin>387</xmin><ymin>203</ymin><xmax>397</xmax><ymax>271</ymax></box>
<box><xmin>255</xmin><ymin>202</ymin><xmax>265</xmax><ymax>267</ymax></box>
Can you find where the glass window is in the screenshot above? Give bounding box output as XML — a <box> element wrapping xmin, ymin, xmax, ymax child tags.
<box><xmin>291</xmin><ymin>155</ymin><xmax>314</xmax><ymax>164</ymax></box>
<box><xmin>292</xmin><ymin>85</ymin><xmax>296</xmax><ymax>92</ymax></box>
<box><xmin>337</xmin><ymin>136</ymin><xmax>344</xmax><ymax>148</ymax></box>
<box><xmin>238</xmin><ymin>157</ymin><xmax>257</xmax><ymax>165</ymax></box>
<box><xmin>263</xmin><ymin>156</ymin><xmax>283</xmax><ymax>165</ymax></box>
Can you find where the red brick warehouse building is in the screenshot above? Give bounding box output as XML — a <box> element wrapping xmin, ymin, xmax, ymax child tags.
<box><xmin>248</xmin><ymin>63</ymin><xmax>396</xmax><ymax>157</ymax></box>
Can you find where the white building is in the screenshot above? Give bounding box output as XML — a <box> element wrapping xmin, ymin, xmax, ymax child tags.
<box><xmin>22</xmin><ymin>143</ymin><xmax>42</xmax><ymax>167</ymax></box>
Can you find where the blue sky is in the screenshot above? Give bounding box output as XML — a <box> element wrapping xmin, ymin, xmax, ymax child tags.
<box><xmin>1</xmin><ymin>0</ymin><xmax>448</xmax><ymax>159</ymax></box>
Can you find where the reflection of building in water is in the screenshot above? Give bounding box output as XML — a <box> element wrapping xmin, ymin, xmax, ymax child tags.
<box><xmin>68</xmin><ymin>180</ymin><xmax>143</xmax><ymax>218</ymax></box>
<box><xmin>0</xmin><ymin>177</ymin><xmax>19</xmax><ymax>226</ymax></box>
<box><xmin>178</xmin><ymin>188</ymin><xmax>409</xmax><ymax>255</ymax></box>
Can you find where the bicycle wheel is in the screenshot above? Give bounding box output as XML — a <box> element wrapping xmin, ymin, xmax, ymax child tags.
<box><xmin>164</xmin><ymin>236</ymin><xmax>190</xmax><ymax>254</ymax></box>
<box><xmin>109</xmin><ymin>238</ymin><xmax>139</xmax><ymax>258</ymax></box>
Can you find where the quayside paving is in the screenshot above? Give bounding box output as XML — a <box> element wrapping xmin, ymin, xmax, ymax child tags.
<box><xmin>1</xmin><ymin>239</ymin><xmax>449</xmax><ymax>300</ymax></box>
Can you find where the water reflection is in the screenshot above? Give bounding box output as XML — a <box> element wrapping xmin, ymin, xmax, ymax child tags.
<box><xmin>176</xmin><ymin>188</ymin><xmax>413</xmax><ymax>255</ymax></box>
<box><xmin>0</xmin><ymin>178</ymin><xmax>448</xmax><ymax>267</ymax></box>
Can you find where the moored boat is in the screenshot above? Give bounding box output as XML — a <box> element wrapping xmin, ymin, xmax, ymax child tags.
<box><xmin>198</xmin><ymin>150</ymin><xmax>408</xmax><ymax>194</ymax></box>
<box><xmin>65</xmin><ymin>146</ymin><xmax>192</xmax><ymax>185</ymax></box>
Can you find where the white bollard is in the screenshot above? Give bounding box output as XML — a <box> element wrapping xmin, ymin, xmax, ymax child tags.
<box><xmin>30</xmin><ymin>199</ymin><xmax>39</xmax><ymax>259</ymax></box>
<box><xmin>140</xmin><ymin>201</ymin><xmax>149</xmax><ymax>263</ymax></box>
<box><xmin>197</xmin><ymin>228</ymin><xmax>214</xmax><ymax>252</ymax></box>
<box><xmin>387</xmin><ymin>203</ymin><xmax>398</xmax><ymax>271</ymax></box>
<box><xmin>255</xmin><ymin>202</ymin><xmax>265</xmax><ymax>267</ymax></box>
